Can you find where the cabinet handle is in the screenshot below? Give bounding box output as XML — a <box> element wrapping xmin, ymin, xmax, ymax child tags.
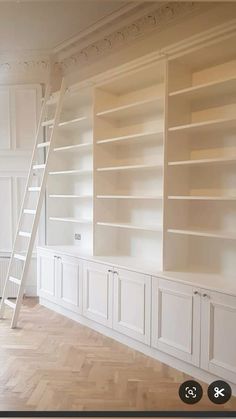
<box><xmin>203</xmin><ymin>293</ymin><xmax>210</xmax><ymax>298</ymax></box>
<box><xmin>108</xmin><ymin>269</ymin><xmax>113</xmax><ymax>273</ymax></box>
<box><xmin>113</xmin><ymin>271</ymin><xmax>118</xmax><ymax>275</ymax></box>
<box><xmin>193</xmin><ymin>290</ymin><xmax>200</xmax><ymax>295</ymax></box>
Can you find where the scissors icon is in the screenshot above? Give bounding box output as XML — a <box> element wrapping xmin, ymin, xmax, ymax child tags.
<box><xmin>214</xmin><ymin>387</ymin><xmax>225</xmax><ymax>398</ymax></box>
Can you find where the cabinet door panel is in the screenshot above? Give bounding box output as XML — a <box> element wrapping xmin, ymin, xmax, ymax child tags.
<box><xmin>113</xmin><ymin>269</ymin><xmax>151</xmax><ymax>344</ymax></box>
<box><xmin>83</xmin><ymin>261</ymin><xmax>112</xmax><ymax>327</ymax></box>
<box><xmin>57</xmin><ymin>255</ymin><xmax>82</xmax><ymax>314</ymax></box>
<box><xmin>201</xmin><ymin>291</ymin><xmax>236</xmax><ymax>384</ymax></box>
<box><xmin>152</xmin><ymin>278</ymin><xmax>201</xmax><ymax>366</ymax></box>
<box><xmin>37</xmin><ymin>252</ymin><xmax>55</xmax><ymax>300</ymax></box>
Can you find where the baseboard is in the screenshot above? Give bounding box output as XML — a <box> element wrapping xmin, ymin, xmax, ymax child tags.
<box><xmin>39</xmin><ymin>297</ymin><xmax>236</xmax><ymax>396</ymax></box>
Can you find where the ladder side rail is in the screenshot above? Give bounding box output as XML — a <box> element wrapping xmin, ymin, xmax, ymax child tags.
<box><xmin>11</xmin><ymin>79</ymin><xmax>67</xmax><ymax>328</ymax></box>
<box><xmin>0</xmin><ymin>85</ymin><xmax>51</xmax><ymax>318</ymax></box>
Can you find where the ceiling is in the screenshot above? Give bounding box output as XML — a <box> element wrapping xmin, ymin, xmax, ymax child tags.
<box><xmin>0</xmin><ymin>0</ymin><xmax>136</xmax><ymax>53</ymax></box>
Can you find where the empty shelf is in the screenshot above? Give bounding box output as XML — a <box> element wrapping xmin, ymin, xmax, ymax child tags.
<box><xmin>169</xmin><ymin>117</ymin><xmax>236</xmax><ymax>133</ymax></box>
<box><xmin>49</xmin><ymin>217</ymin><xmax>92</xmax><ymax>224</ymax></box>
<box><xmin>168</xmin><ymin>156</ymin><xmax>236</xmax><ymax>166</ymax></box>
<box><xmin>168</xmin><ymin>195</ymin><xmax>236</xmax><ymax>201</ymax></box>
<box><xmin>97</xmin><ymin>222</ymin><xmax>162</xmax><ymax>232</ymax></box>
<box><xmin>168</xmin><ymin>228</ymin><xmax>236</xmax><ymax>240</ymax></box>
<box><xmin>169</xmin><ymin>76</ymin><xmax>236</xmax><ymax>101</ymax></box>
<box><xmin>49</xmin><ymin>194</ymin><xmax>92</xmax><ymax>199</ymax></box>
<box><xmin>97</xmin><ymin>163</ymin><xmax>162</xmax><ymax>172</ymax></box>
<box><xmin>96</xmin><ymin>130</ymin><xmax>163</xmax><ymax>145</ymax></box>
<box><xmin>96</xmin><ymin>96</ymin><xmax>163</xmax><ymax>120</ymax></box>
<box><xmin>54</xmin><ymin>142</ymin><xmax>92</xmax><ymax>152</ymax></box>
<box><xmin>49</xmin><ymin>169</ymin><xmax>92</xmax><ymax>175</ymax></box>
<box><xmin>96</xmin><ymin>195</ymin><xmax>162</xmax><ymax>200</ymax></box>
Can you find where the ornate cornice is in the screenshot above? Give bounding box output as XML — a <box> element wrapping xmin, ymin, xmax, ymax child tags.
<box><xmin>56</xmin><ymin>2</ymin><xmax>206</xmax><ymax>73</ymax></box>
<box><xmin>0</xmin><ymin>59</ymin><xmax>49</xmax><ymax>73</ymax></box>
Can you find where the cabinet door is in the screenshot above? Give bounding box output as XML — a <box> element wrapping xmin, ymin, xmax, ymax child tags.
<box><xmin>83</xmin><ymin>261</ymin><xmax>113</xmax><ymax>327</ymax></box>
<box><xmin>37</xmin><ymin>251</ymin><xmax>56</xmax><ymax>301</ymax></box>
<box><xmin>152</xmin><ymin>278</ymin><xmax>201</xmax><ymax>366</ymax></box>
<box><xmin>201</xmin><ymin>290</ymin><xmax>236</xmax><ymax>384</ymax></box>
<box><xmin>56</xmin><ymin>255</ymin><xmax>82</xmax><ymax>314</ymax></box>
<box><xmin>113</xmin><ymin>269</ymin><xmax>151</xmax><ymax>344</ymax></box>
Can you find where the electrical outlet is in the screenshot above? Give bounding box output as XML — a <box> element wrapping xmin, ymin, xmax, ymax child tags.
<box><xmin>74</xmin><ymin>233</ymin><xmax>81</xmax><ymax>241</ymax></box>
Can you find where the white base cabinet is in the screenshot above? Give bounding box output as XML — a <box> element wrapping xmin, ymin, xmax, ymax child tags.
<box><xmin>83</xmin><ymin>261</ymin><xmax>113</xmax><ymax>327</ymax></box>
<box><xmin>37</xmin><ymin>248</ymin><xmax>236</xmax><ymax>391</ymax></box>
<box><xmin>37</xmin><ymin>250</ymin><xmax>56</xmax><ymax>301</ymax></box>
<box><xmin>37</xmin><ymin>251</ymin><xmax>82</xmax><ymax>314</ymax></box>
<box><xmin>57</xmin><ymin>254</ymin><xmax>83</xmax><ymax>314</ymax></box>
<box><xmin>152</xmin><ymin>278</ymin><xmax>201</xmax><ymax>366</ymax></box>
<box><xmin>152</xmin><ymin>277</ymin><xmax>236</xmax><ymax>385</ymax></box>
<box><xmin>113</xmin><ymin>268</ymin><xmax>151</xmax><ymax>345</ymax></box>
<box><xmin>201</xmin><ymin>290</ymin><xmax>236</xmax><ymax>385</ymax></box>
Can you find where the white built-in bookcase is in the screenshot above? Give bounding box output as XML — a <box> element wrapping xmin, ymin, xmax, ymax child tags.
<box><xmin>44</xmin><ymin>33</ymin><xmax>236</xmax><ymax>284</ymax></box>
<box><xmin>165</xmin><ymin>35</ymin><xmax>236</xmax><ymax>281</ymax></box>
<box><xmin>46</xmin><ymin>88</ymin><xmax>94</xmax><ymax>254</ymax></box>
<box><xmin>94</xmin><ymin>61</ymin><xmax>165</xmax><ymax>269</ymax></box>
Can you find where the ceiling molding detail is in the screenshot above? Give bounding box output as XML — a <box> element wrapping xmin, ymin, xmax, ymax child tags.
<box><xmin>56</xmin><ymin>1</ymin><xmax>205</xmax><ymax>73</ymax></box>
<box><xmin>0</xmin><ymin>51</ymin><xmax>50</xmax><ymax>74</ymax></box>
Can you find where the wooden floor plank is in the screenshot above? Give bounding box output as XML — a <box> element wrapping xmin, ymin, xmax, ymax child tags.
<box><xmin>0</xmin><ymin>297</ymin><xmax>235</xmax><ymax>412</ymax></box>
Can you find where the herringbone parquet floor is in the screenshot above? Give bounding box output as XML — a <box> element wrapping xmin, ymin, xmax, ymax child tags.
<box><xmin>0</xmin><ymin>298</ymin><xmax>235</xmax><ymax>412</ymax></box>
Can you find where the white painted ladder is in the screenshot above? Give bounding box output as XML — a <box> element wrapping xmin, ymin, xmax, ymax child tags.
<box><xmin>0</xmin><ymin>78</ymin><xmax>66</xmax><ymax>328</ymax></box>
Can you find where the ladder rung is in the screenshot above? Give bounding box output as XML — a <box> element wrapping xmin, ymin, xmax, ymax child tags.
<box><xmin>24</xmin><ymin>209</ymin><xmax>36</xmax><ymax>215</ymax></box>
<box><xmin>37</xmin><ymin>141</ymin><xmax>50</xmax><ymax>148</ymax></box>
<box><xmin>19</xmin><ymin>231</ymin><xmax>31</xmax><ymax>238</ymax></box>
<box><xmin>4</xmin><ymin>299</ymin><xmax>16</xmax><ymax>309</ymax></box>
<box><xmin>33</xmin><ymin>164</ymin><xmax>46</xmax><ymax>170</ymax></box>
<box><xmin>28</xmin><ymin>187</ymin><xmax>41</xmax><ymax>192</ymax></box>
<box><xmin>9</xmin><ymin>276</ymin><xmax>21</xmax><ymax>286</ymax></box>
<box><xmin>42</xmin><ymin>119</ymin><xmax>54</xmax><ymax>127</ymax></box>
<box><xmin>14</xmin><ymin>253</ymin><xmax>26</xmax><ymax>261</ymax></box>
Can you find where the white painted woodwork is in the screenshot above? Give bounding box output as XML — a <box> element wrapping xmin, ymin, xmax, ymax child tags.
<box><xmin>201</xmin><ymin>290</ymin><xmax>236</xmax><ymax>384</ymax></box>
<box><xmin>82</xmin><ymin>261</ymin><xmax>113</xmax><ymax>327</ymax></box>
<box><xmin>56</xmin><ymin>254</ymin><xmax>82</xmax><ymax>314</ymax></box>
<box><xmin>0</xmin><ymin>88</ymin><xmax>11</xmax><ymax>149</ymax></box>
<box><xmin>113</xmin><ymin>268</ymin><xmax>151</xmax><ymax>344</ymax></box>
<box><xmin>37</xmin><ymin>32</ymin><xmax>236</xmax><ymax>388</ymax></box>
<box><xmin>0</xmin><ymin>177</ymin><xmax>13</xmax><ymax>252</ymax></box>
<box><xmin>152</xmin><ymin>278</ymin><xmax>201</xmax><ymax>366</ymax></box>
<box><xmin>37</xmin><ymin>251</ymin><xmax>56</xmax><ymax>299</ymax></box>
<box><xmin>12</xmin><ymin>86</ymin><xmax>40</xmax><ymax>150</ymax></box>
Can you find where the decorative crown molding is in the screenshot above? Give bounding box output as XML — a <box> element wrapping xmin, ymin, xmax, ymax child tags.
<box><xmin>55</xmin><ymin>1</ymin><xmax>206</xmax><ymax>73</ymax></box>
<box><xmin>0</xmin><ymin>59</ymin><xmax>49</xmax><ymax>73</ymax></box>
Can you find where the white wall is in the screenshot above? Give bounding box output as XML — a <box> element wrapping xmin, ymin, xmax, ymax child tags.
<box><xmin>0</xmin><ymin>60</ymin><xmax>49</xmax><ymax>297</ymax></box>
